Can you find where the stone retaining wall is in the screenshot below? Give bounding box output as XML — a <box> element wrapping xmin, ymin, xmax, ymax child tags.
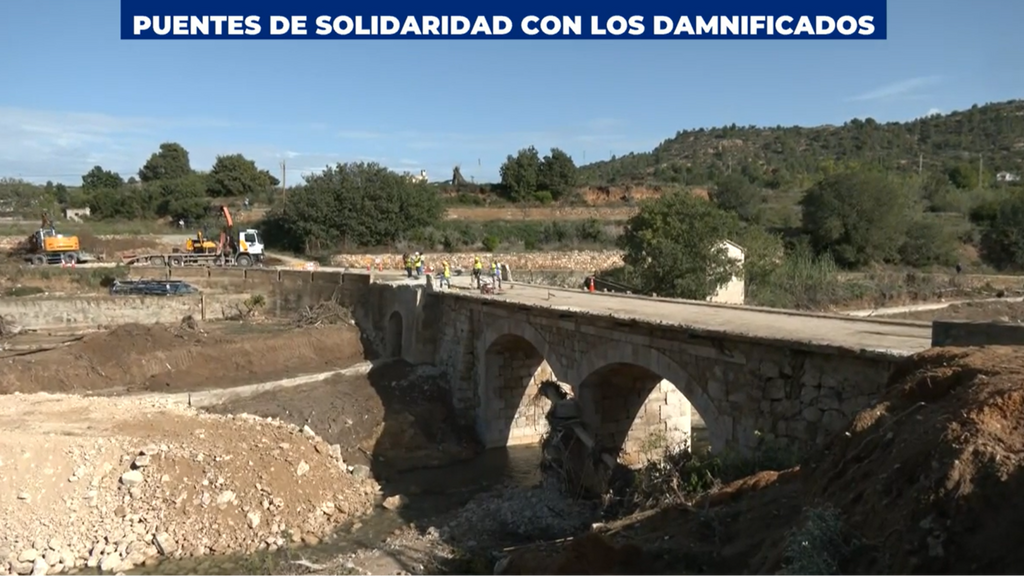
<box><xmin>931</xmin><ymin>319</ymin><xmax>1024</xmax><ymax>347</ymax></box>
<box><xmin>0</xmin><ymin>293</ymin><xmax>250</xmax><ymax>330</ymax></box>
<box><xmin>332</xmin><ymin>250</ymin><xmax>624</xmax><ymax>273</ymax></box>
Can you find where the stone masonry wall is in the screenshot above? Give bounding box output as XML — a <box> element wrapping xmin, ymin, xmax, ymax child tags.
<box><xmin>430</xmin><ymin>294</ymin><xmax>898</xmax><ymax>457</ymax></box>
<box><xmin>588</xmin><ymin>375</ymin><xmax>692</xmax><ymax>467</ymax></box>
<box><xmin>333</xmin><ymin>250</ymin><xmax>624</xmax><ymax>273</ymax></box>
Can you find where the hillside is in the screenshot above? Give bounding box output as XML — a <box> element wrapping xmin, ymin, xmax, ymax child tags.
<box><xmin>578</xmin><ymin>100</ymin><xmax>1024</xmax><ymax>188</ymax></box>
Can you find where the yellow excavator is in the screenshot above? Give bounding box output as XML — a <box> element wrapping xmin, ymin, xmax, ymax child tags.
<box><xmin>185</xmin><ymin>230</ymin><xmax>218</xmax><ymax>254</ymax></box>
<box><xmin>17</xmin><ymin>213</ymin><xmax>92</xmax><ymax>266</ymax></box>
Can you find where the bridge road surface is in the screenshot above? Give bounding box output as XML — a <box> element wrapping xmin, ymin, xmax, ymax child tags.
<box><xmin>444</xmin><ymin>279</ymin><xmax>934</xmax><ymax>357</ymax></box>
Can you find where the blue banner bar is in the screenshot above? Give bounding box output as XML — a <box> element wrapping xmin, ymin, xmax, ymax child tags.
<box><xmin>121</xmin><ymin>0</ymin><xmax>888</xmax><ymax>40</ymax></box>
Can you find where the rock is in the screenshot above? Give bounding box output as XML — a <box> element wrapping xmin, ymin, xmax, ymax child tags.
<box><xmin>29</xmin><ymin>558</ymin><xmax>47</xmax><ymax>576</ymax></box>
<box><xmin>801</xmin><ymin>406</ymin><xmax>823</xmax><ymax>423</ymax></box>
<box><xmin>216</xmin><ymin>490</ymin><xmax>236</xmax><ymax>507</ymax></box>
<box><xmin>140</xmin><ymin>445</ymin><xmax>160</xmax><ymax>455</ymax></box>
<box><xmin>40</xmin><ymin>553</ymin><xmax>57</xmax><ymax>568</ymax></box>
<box><xmin>296</xmin><ymin>460</ymin><xmax>310</xmax><ymax>477</ymax></box>
<box><xmin>382</xmin><ymin>495</ymin><xmax>408</xmax><ymax>511</ymax></box>
<box><xmin>132</xmin><ymin>455</ymin><xmax>151</xmax><ymax>468</ymax></box>
<box><xmin>302</xmin><ymin>425</ymin><xmax>315</xmax><ymax>437</ymax></box>
<box><xmin>153</xmin><ymin>533</ymin><xmax>177</xmax><ymax>556</ymax></box>
<box><xmin>246</xmin><ymin>512</ymin><xmax>261</xmax><ymax>529</ymax></box>
<box><xmin>16</xmin><ymin>493</ymin><xmax>29</xmax><ymax>501</ymax></box>
<box><xmin>99</xmin><ymin>553</ymin><xmax>120</xmax><ymax>573</ymax></box>
<box><xmin>16</xmin><ymin>551</ymin><xmax>37</xmax><ymax>563</ymax></box>
<box><xmin>45</xmin><ymin>541</ymin><xmax>59</xmax><ymax>553</ymax></box>
<box><xmin>12</xmin><ymin>562</ymin><xmax>32</xmax><ymax>576</ymax></box>
<box><xmin>350</xmin><ymin>465</ymin><xmax>371</xmax><ymax>479</ymax></box>
<box><xmin>328</xmin><ymin>444</ymin><xmax>343</xmax><ymax>461</ymax></box>
<box><xmin>120</xmin><ymin>470</ymin><xmax>144</xmax><ymax>486</ymax></box>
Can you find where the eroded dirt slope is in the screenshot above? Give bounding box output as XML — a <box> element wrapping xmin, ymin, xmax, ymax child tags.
<box><xmin>0</xmin><ymin>323</ymin><xmax>364</xmax><ymax>395</ymax></box>
<box><xmin>208</xmin><ymin>361</ymin><xmax>481</xmax><ymax>477</ymax></box>
<box><xmin>502</xmin><ymin>345</ymin><xmax>1024</xmax><ymax>574</ymax></box>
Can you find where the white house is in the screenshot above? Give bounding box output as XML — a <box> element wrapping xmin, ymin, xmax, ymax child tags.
<box><xmin>707</xmin><ymin>239</ymin><xmax>745</xmax><ymax>305</ymax></box>
<box><xmin>405</xmin><ymin>169</ymin><xmax>428</xmax><ymax>183</ymax></box>
<box><xmin>997</xmin><ymin>172</ymin><xmax>1020</xmax><ymax>182</ymax></box>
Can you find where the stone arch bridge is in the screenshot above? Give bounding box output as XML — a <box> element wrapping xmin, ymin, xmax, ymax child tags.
<box><xmin>367</xmin><ymin>282</ymin><xmax>931</xmax><ymax>461</ymax></box>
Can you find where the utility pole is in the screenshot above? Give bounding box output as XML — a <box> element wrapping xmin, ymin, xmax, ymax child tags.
<box><xmin>280</xmin><ymin>160</ymin><xmax>287</xmax><ymax>197</ymax></box>
<box><xmin>978</xmin><ymin>155</ymin><xmax>984</xmax><ymax>190</ymax></box>
<box><xmin>918</xmin><ymin>153</ymin><xmax>923</xmax><ymax>174</ymax></box>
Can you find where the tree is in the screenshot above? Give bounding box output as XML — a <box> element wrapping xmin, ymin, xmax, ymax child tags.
<box><xmin>54</xmin><ymin>183</ymin><xmax>69</xmax><ymax>205</ymax></box>
<box><xmin>139</xmin><ymin>142</ymin><xmax>193</xmax><ymax>182</ymax></box>
<box><xmin>81</xmin><ymin>166</ymin><xmax>124</xmax><ymax>191</ymax></box>
<box><xmin>151</xmin><ymin>173</ymin><xmax>209</xmax><ymax>221</ymax></box>
<box><xmin>208</xmin><ymin>154</ymin><xmax>270</xmax><ymax>198</ymax></box>
<box><xmin>618</xmin><ymin>191</ymin><xmax>742</xmax><ymax>299</ymax></box>
<box><xmin>270</xmin><ymin>162</ymin><xmax>444</xmax><ymax>253</ymax></box>
<box><xmin>538</xmin><ymin>148</ymin><xmax>578</xmax><ymax>200</ymax></box>
<box><xmin>979</xmin><ymin>192</ymin><xmax>1024</xmax><ymax>270</ymax></box>
<box><xmin>499</xmin><ymin>146</ymin><xmax>542</xmax><ymax>201</ymax></box>
<box><xmin>799</xmin><ymin>170</ymin><xmax>917</xmax><ymax>268</ymax></box>
<box><xmin>710</xmin><ymin>174</ymin><xmax>762</xmax><ymax>222</ymax></box>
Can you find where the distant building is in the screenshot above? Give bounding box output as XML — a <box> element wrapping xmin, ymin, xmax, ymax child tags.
<box><xmin>405</xmin><ymin>169</ymin><xmax>428</xmax><ymax>183</ymax></box>
<box><xmin>63</xmin><ymin>207</ymin><xmax>91</xmax><ymax>222</ymax></box>
<box><xmin>997</xmin><ymin>171</ymin><xmax>1021</xmax><ymax>182</ymax></box>
<box><xmin>708</xmin><ymin>240</ymin><xmax>746</xmax><ymax>305</ymax></box>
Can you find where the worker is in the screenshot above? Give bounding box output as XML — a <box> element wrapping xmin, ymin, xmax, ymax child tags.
<box><xmin>472</xmin><ymin>256</ymin><xmax>483</xmax><ymax>288</ymax></box>
<box><xmin>491</xmin><ymin>259</ymin><xmax>502</xmax><ymax>290</ymax></box>
<box><xmin>403</xmin><ymin>253</ymin><xmax>413</xmax><ymax>278</ymax></box>
<box><xmin>441</xmin><ymin>261</ymin><xmax>452</xmax><ymax>289</ymax></box>
<box><xmin>415</xmin><ymin>252</ymin><xmax>424</xmax><ymax>277</ymax></box>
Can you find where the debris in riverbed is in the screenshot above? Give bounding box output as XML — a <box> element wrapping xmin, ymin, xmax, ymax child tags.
<box><xmin>294</xmin><ymin>299</ymin><xmax>354</xmax><ymax>328</ymax></box>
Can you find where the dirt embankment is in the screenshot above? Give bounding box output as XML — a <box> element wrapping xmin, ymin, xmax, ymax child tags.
<box><xmin>500</xmin><ymin>345</ymin><xmax>1024</xmax><ymax>574</ymax></box>
<box><xmin>0</xmin><ymin>393</ymin><xmax>378</xmax><ymax>576</ymax></box>
<box><xmin>209</xmin><ymin>361</ymin><xmax>482</xmax><ymax>478</ymax></box>
<box><xmin>0</xmin><ymin>323</ymin><xmax>364</xmax><ymax>395</ymax></box>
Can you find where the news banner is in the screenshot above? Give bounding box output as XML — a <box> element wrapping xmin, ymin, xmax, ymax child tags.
<box><xmin>121</xmin><ymin>0</ymin><xmax>888</xmax><ymax>39</ymax></box>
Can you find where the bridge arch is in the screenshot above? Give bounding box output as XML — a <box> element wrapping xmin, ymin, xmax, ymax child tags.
<box><xmin>572</xmin><ymin>342</ymin><xmax>727</xmax><ymax>464</ymax></box>
<box><xmin>475</xmin><ymin>319</ymin><xmax>567</xmax><ymax>448</ymax></box>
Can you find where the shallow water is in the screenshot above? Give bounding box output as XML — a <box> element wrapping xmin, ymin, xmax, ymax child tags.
<box><xmin>123</xmin><ymin>445</ymin><xmax>543</xmax><ymax>575</ymax></box>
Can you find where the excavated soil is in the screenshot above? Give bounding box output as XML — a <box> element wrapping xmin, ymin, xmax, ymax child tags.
<box><xmin>208</xmin><ymin>361</ymin><xmax>482</xmax><ymax>477</ymax></box>
<box><xmin>0</xmin><ymin>323</ymin><xmax>364</xmax><ymax>395</ymax></box>
<box><xmin>0</xmin><ymin>393</ymin><xmax>378</xmax><ymax>576</ymax></box>
<box><xmin>500</xmin><ymin>345</ymin><xmax>1024</xmax><ymax>574</ymax></box>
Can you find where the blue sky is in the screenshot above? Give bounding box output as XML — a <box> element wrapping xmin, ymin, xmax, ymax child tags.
<box><xmin>0</xmin><ymin>0</ymin><xmax>1021</xmax><ymax>185</ymax></box>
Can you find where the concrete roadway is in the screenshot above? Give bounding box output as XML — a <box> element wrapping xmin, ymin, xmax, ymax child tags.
<box><xmin>407</xmin><ymin>275</ymin><xmax>934</xmax><ymax>357</ymax></box>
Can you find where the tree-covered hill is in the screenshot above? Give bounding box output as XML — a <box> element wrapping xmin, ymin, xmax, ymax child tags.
<box><xmin>578</xmin><ymin>100</ymin><xmax>1024</xmax><ymax>189</ymax></box>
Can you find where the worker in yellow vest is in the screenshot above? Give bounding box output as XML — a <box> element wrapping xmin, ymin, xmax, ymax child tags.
<box><xmin>415</xmin><ymin>252</ymin><xmax>424</xmax><ymax>277</ymax></box>
<box><xmin>491</xmin><ymin>259</ymin><xmax>502</xmax><ymax>290</ymax></box>
<box><xmin>472</xmin><ymin>256</ymin><xmax>483</xmax><ymax>288</ymax></box>
<box><xmin>441</xmin><ymin>261</ymin><xmax>452</xmax><ymax>289</ymax></box>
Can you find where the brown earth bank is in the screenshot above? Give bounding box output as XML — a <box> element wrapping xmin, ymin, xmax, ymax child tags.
<box><xmin>498</xmin><ymin>345</ymin><xmax>1024</xmax><ymax>574</ymax></box>
<box><xmin>207</xmin><ymin>361</ymin><xmax>482</xmax><ymax>478</ymax></box>
<box><xmin>0</xmin><ymin>323</ymin><xmax>364</xmax><ymax>395</ymax></box>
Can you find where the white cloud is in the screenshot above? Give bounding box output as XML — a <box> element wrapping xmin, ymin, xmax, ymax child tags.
<box><xmin>337</xmin><ymin>130</ymin><xmax>385</xmax><ymax>139</ymax></box>
<box><xmin>847</xmin><ymin>76</ymin><xmax>943</xmax><ymax>102</ymax></box>
<box><xmin>925</xmin><ymin>107</ymin><xmax>942</xmax><ymax>117</ymax></box>
<box><xmin>0</xmin><ymin>107</ymin><xmax>649</xmax><ymax>185</ymax></box>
